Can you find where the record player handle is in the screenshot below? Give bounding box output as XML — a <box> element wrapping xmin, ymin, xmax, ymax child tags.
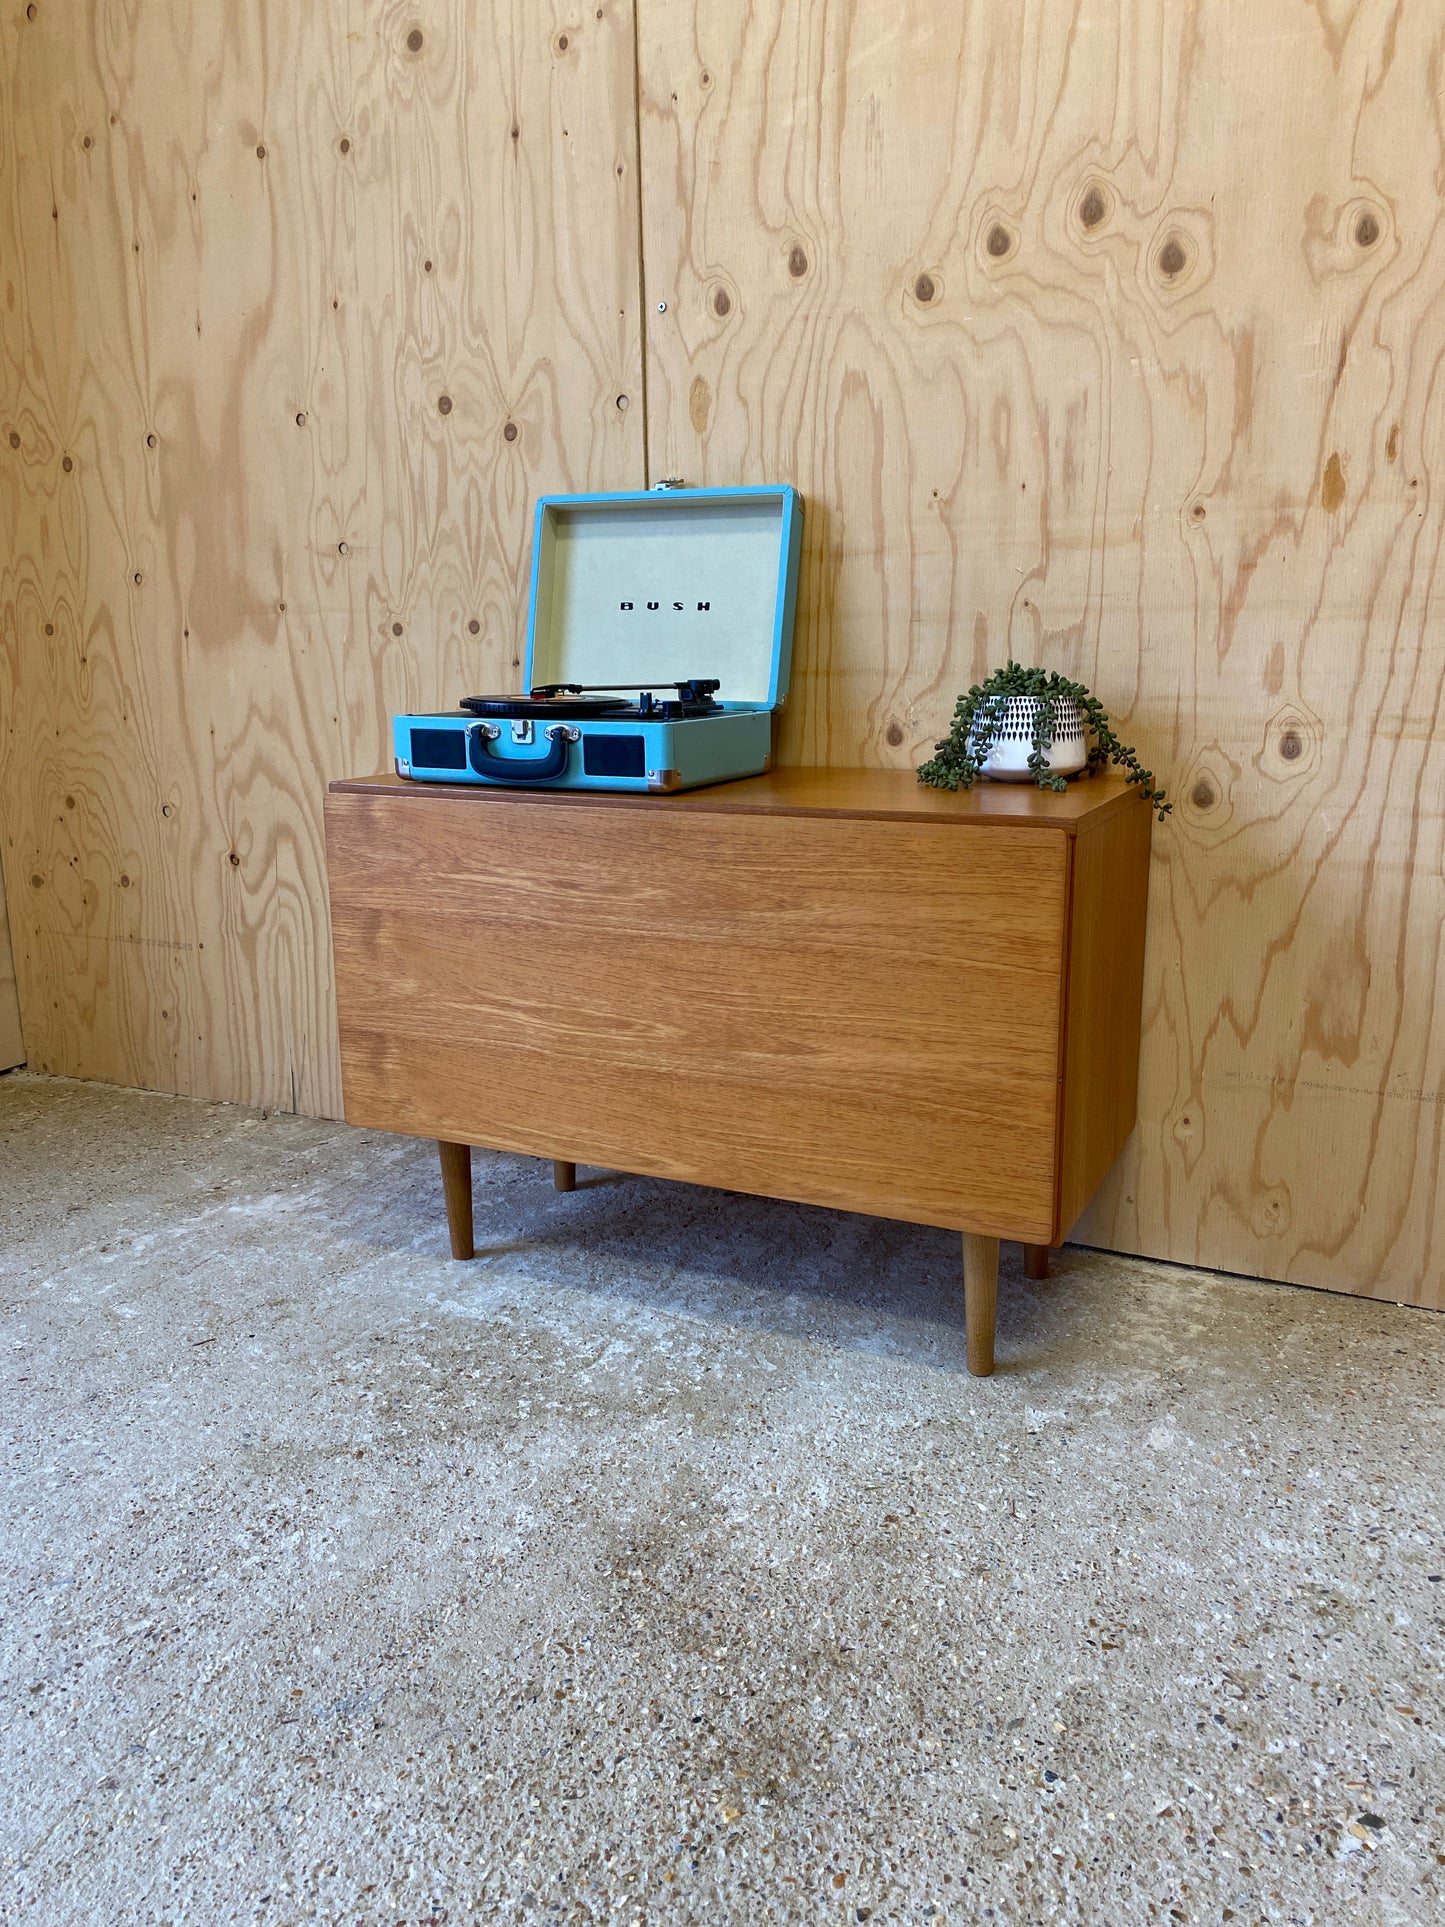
<box><xmin>466</xmin><ymin>722</ymin><xmax>579</xmax><ymax>782</ymax></box>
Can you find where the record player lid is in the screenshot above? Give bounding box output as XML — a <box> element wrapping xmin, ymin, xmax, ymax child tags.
<box><xmin>526</xmin><ymin>485</ymin><xmax>802</xmax><ymax>710</ymax></box>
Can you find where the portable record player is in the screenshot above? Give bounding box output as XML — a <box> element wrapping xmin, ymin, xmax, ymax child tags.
<box><xmin>393</xmin><ymin>483</ymin><xmax>803</xmax><ymax>792</ymax></box>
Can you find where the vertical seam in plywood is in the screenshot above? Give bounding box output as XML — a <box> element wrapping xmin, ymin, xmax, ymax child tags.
<box><xmin>629</xmin><ymin>0</ymin><xmax>651</xmax><ymax>484</ymax></box>
<box><xmin>0</xmin><ymin>848</ymin><xmax>26</xmax><ymax>1071</ymax></box>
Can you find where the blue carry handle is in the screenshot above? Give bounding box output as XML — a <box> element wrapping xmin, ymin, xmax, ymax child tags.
<box><xmin>466</xmin><ymin>722</ymin><xmax>577</xmax><ymax>783</ymax></box>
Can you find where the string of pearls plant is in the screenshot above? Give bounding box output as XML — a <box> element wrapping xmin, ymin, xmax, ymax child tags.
<box><xmin>917</xmin><ymin>660</ymin><xmax>1172</xmax><ymax>821</ymax></box>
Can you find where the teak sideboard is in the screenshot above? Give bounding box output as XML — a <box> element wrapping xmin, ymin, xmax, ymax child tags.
<box><xmin>325</xmin><ymin>768</ymin><xmax>1152</xmax><ymax>1374</ymax></box>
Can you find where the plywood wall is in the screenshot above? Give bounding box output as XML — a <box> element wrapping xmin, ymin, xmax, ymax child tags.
<box><xmin>0</xmin><ymin>0</ymin><xmax>643</xmax><ymax>1115</ymax></box>
<box><xmin>4</xmin><ymin>1</ymin><xmax>1444</xmax><ymax>1305</ymax></box>
<box><xmin>637</xmin><ymin>0</ymin><xmax>1445</xmax><ymax>1308</ymax></box>
<box><xmin>0</xmin><ymin>858</ymin><xmax>23</xmax><ymax>1071</ymax></box>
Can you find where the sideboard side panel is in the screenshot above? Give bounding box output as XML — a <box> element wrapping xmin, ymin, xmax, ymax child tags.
<box><xmin>1056</xmin><ymin>797</ymin><xmax>1154</xmax><ymax>1242</ymax></box>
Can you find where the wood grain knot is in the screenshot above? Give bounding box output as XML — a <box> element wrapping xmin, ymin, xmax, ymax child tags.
<box><xmin>30</xmin><ymin>873</ymin><xmax>42</xmax><ymax>889</ymax></box>
<box><xmin>424</xmin><ymin>259</ymin><xmax>433</xmax><ymax>273</ymax></box>
<box><xmin>1156</xmin><ymin>235</ymin><xmax>1188</xmax><ymax>278</ymax></box>
<box><xmin>1190</xmin><ymin>501</ymin><xmax>1206</xmax><ymax>521</ymax></box>
<box><xmin>65</xmin><ymin>795</ymin><xmax>75</xmax><ymax>808</ymax></box>
<box><xmin>1354</xmin><ymin>210</ymin><xmax>1380</xmax><ymax>248</ymax></box>
<box><xmin>337</xmin><ymin>540</ymin><xmax>349</xmax><ymax>555</ymax></box>
<box><xmin>437</xmin><ymin>394</ymin><xmax>453</xmax><ymax>415</ymax></box>
<box><xmin>913</xmin><ymin>272</ymin><xmax>935</xmax><ymax>303</ymax></box>
<box><xmin>119</xmin><ymin>874</ymin><xmax>131</xmax><ymax>888</ymax></box>
<box><xmin>985</xmin><ymin>223</ymin><xmax>1013</xmax><ymax>258</ymax></box>
<box><xmin>788</xmin><ymin>244</ymin><xmax>808</xmax><ymax>278</ymax></box>
<box><xmin>146</xmin><ymin>432</ymin><xmax>157</xmax><ymax>448</ymax></box>
<box><xmin>885</xmin><ymin>721</ymin><xmax>905</xmax><ymax>747</ymax></box>
<box><xmin>1264</xmin><ymin>708</ymin><xmax>1316</xmax><ymax>779</ymax></box>
<box><xmin>712</xmin><ymin>286</ymin><xmax>731</xmax><ymax>317</ymax></box>
<box><xmin>557</xmin><ymin>34</ymin><xmax>568</xmax><ymax>51</ymax></box>
<box><xmin>1077</xmin><ymin>183</ymin><xmax>1109</xmax><ymax>230</ymax></box>
<box><xmin>82</xmin><ymin>135</ymin><xmax>92</xmax><ymax>150</ymax></box>
<box><xmin>44</xmin><ymin>622</ymin><xmax>54</xmax><ymax>637</ymax></box>
<box><xmin>1386</xmin><ymin>423</ymin><xmax>1400</xmax><ymax>462</ymax></box>
<box><xmin>391</xmin><ymin>621</ymin><xmax>403</xmax><ymax>637</ymax></box>
<box><xmin>503</xmin><ymin>421</ymin><xmax>519</xmax><ymax>442</ymax></box>
<box><xmin>1320</xmin><ymin>451</ymin><xmax>1345</xmax><ymax>512</ymax></box>
<box><xmin>406</xmin><ymin>27</ymin><xmax>424</xmax><ymax>52</ymax></box>
<box><xmin>468</xmin><ymin>618</ymin><xmax>481</xmax><ymax>635</ymax></box>
<box><xmin>8</xmin><ymin>432</ymin><xmax>18</xmax><ymax>449</ymax></box>
<box><xmin>700</xmin><ymin>70</ymin><xmax>712</xmax><ymax>88</ymax></box>
<box><xmin>61</xmin><ymin>454</ymin><xmax>73</xmax><ymax>473</ymax></box>
<box><xmin>228</xmin><ymin>852</ymin><xmax>241</xmax><ymax>868</ymax></box>
<box><xmin>1190</xmin><ymin>778</ymin><xmax>1216</xmax><ymax>811</ymax></box>
<box><xmin>339</xmin><ymin>137</ymin><xmax>351</xmax><ymax>154</ymax></box>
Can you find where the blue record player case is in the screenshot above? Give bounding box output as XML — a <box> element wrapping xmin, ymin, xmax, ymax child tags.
<box><xmin>393</xmin><ymin>483</ymin><xmax>803</xmax><ymax>792</ymax></box>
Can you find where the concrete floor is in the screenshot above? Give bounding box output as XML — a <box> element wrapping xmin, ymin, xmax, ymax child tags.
<box><xmin>1</xmin><ymin>1073</ymin><xmax>1442</xmax><ymax>1926</ymax></box>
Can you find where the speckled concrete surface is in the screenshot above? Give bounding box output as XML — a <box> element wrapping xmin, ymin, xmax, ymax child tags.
<box><xmin>1</xmin><ymin>1072</ymin><xmax>1442</xmax><ymax>1926</ymax></box>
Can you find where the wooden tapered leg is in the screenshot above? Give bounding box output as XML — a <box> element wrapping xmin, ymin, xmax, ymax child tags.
<box><xmin>437</xmin><ymin>1140</ymin><xmax>474</xmax><ymax>1259</ymax></box>
<box><xmin>962</xmin><ymin>1232</ymin><xmax>1000</xmax><ymax>1377</ymax></box>
<box><xmin>553</xmin><ymin>1160</ymin><xmax>577</xmax><ymax>1192</ymax></box>
<box><xmin>1023</xmin><ymin>1243</ymin><xmax>1050</xmax><ymax>1280</ymax></box>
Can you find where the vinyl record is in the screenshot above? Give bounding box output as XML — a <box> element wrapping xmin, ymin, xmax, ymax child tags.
<box><xmin>459</xmin><ymin>693</ymin><xmax>635</xmax><ymax>721</ymax></box>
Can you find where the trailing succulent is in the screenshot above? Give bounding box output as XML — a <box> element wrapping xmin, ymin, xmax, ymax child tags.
<box><xmin>917</xmin><ymin>659</ymin><xmax>1171</xmax><ymax>820</ymax></box>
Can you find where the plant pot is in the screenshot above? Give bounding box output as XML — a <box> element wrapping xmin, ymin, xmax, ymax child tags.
<box><xmin>970</xmin><ymin>694</ymin><xmax>1088</xmax><ymax>783</ymax></box>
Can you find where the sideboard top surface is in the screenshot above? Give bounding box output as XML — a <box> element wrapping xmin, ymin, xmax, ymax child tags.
<box><xmin>328</xmin><ymin>766</ymin><xmax>1143</xmax><ymax>834</ymax></box>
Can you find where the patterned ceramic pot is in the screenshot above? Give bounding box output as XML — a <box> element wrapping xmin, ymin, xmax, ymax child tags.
<box><xmin>971</xmin><ymin>694</ymin><xmax>1088</xmax><ymax>782</ymax></box>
